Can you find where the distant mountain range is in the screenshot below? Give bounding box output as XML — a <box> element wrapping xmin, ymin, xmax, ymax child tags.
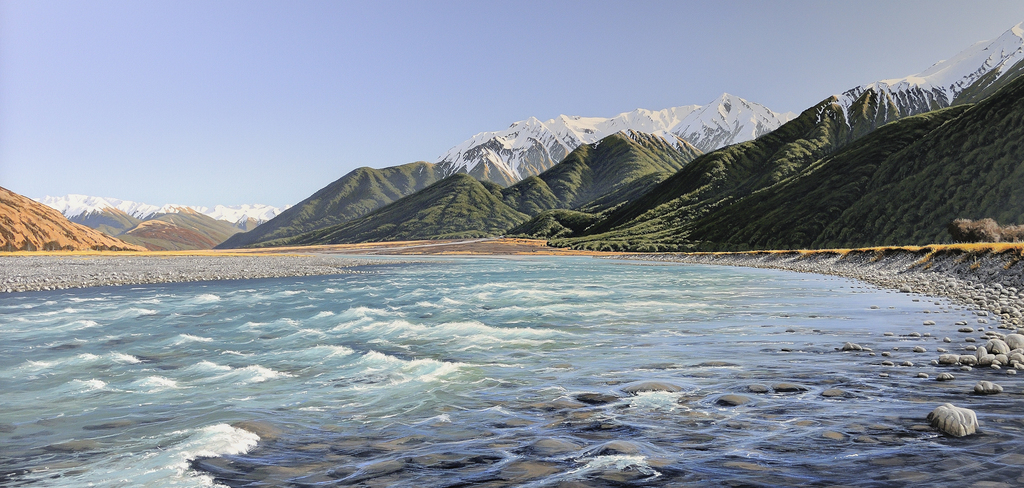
<box><xmin>1</xmin><ymin>187</ymin><xmax>143</xmax><ymax>251</ymax></box>
<box><xmin>34</xmin><ymin>194</ymin><xmax>288</xmax><ymax>251</ymax></box>
<box><xmin>435</xmin><ymin>93</ymin><xmax>794</xmax><ymax>185</ymax></box>
<box><xmin>217</xmin><ymin>20</ymin><xmax>1024</xmax><ymax>251</ymax></box>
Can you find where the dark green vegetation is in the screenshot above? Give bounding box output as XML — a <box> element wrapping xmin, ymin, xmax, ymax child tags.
<box><xmin>263</xmin><ymin>174</ymin><xmax>528</xmax><ymax>245</ymax></box>
<box><xmin>217</xmin><ymin>162</ymin><xmax>441</xmax><ymax>248</ymax></box>
<box><xmin>557</xmin><ymin>73</ymin><xmax>1024</xmax><ymax>251</ymax></box>
<box><xmin>231</xmin><ymin>132</ymin><xmax>700</xmax><ymax>246</ymax></box>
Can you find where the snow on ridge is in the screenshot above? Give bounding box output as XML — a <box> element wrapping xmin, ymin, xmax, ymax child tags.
<box><xmin>838</xmin><ymin>20</ymin><xmax>1024</xmax><ymax>114</ymax></box>
<box><xmin>436</xmin><ymin>94</ymin><xmax>790</xmax><ymax>182</ymax></box>
<box><xmin>34</xmin><ymin>194</ymin><xmax>289</xmax><ymax>224</ymax></box>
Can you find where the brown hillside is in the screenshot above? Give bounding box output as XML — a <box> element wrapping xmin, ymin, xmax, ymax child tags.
<box><xmin>0</xmin><ymin>186</ymin><xmax>144</xmax><ymax>251</ymax></box>
<box><xmin>122</xmin><ymin>220</ymin><xmax>220</xmax><ymax>250</ymax></box>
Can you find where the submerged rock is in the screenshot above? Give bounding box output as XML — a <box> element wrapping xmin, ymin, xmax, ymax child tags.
<box><xmin>772</xmin><ymin>383</ymin><xmax>808</xmax><ymax>393</ymax></box>
<box><xmin>716</xmin><ymin>394</ymin><xmax>752</xmax><ymax>406</ymax></box>
<box><xmin>621</xmin><ymin>381</ymin><xmax>682</xmax><ymax>395</ymax></box>
<box><xmin>747</xmin><ymin>384</ymin><xmax>769</xmax><ymax>393</ymax></box>
<box><xmin>527</xmin><ymin>438</ymin><xmax>581</xmax><ymax>456</ymax></box>
<box><xmin>575</xmin><ymin>393</ymin><xmax>620</xmax><ymax>405</ymax></box>
<box><xmin>821</xmin><ymin>388</ymin><xmax>847</xmax><ymax>398</ymax></box>
<box><xmin>927</xmin><ymin>403</ymin><xmax>978</xmax><ymax>437</ymax></box>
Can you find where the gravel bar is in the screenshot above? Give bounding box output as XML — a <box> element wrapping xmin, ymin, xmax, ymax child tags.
<box><xmin>0</xmin><ymin>255</ymin><xmax>397</xmax><ymax>293</ymax></box>
<box><xmin>614</xmin><ymin>249</ymin><xmax>1024</xmax><ymax>329</ymax></box>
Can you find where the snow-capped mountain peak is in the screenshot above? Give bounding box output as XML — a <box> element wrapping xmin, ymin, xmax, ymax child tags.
<box><xmin>436</xmin><ymin>94</ymin><xmax>791</xmax><ymax>184</ymax></box>
<box><xmin>838</xmin><ymin>21</ymin><xmax>1024</xmax><ymax>117</ymax></box>
<box><xmin>35</xmin><ymin>195</ymin><xmax>289</xmax><ymax>225</ymax></box>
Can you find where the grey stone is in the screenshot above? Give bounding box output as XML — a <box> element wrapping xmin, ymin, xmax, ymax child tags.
<box><xmin>716</xmin><ymin>394</ymin><xmax>752</xmax><ymax>406</ymax></box>
<box><xmin>973</xmin><ymin>381</ymin><xmax>1003</xmax><ymax>395</ymax></box>
<box><xmin>927</xmin><ymin>403</ymin><xmax>978</xmax><ymax>437</ymax></box>
<box><xmin>621</xmin><ymin>381</ymin><xmax>682</xmax><ymax>395</ymax></box>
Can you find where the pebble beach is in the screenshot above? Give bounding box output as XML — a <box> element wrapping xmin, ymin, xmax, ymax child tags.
<box><xmin>0</xmin><ymin>255</ymin><xmax>393</xmax><ymax>293</ymax></box>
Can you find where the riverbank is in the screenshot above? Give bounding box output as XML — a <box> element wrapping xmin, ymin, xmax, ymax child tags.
<box><xmin>0</xmin><ymin>255</ymin><xmax>390</xmax><ymax>293</ymax></box>
<box><xmin>614</xmin><ymin>245</ymin><xmax>1024</xmax><ymax>329</ymax></box>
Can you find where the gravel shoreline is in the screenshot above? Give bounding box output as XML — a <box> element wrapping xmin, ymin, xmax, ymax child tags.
<box><xmin>615</xmin><ymin>249</ymin><xmax>1024</xmax><ymax>329</ymax></box>
<box><xmin>0</xmin><ymin>255</ymin><xmax>395</xmax><ymax>293</ymax></box>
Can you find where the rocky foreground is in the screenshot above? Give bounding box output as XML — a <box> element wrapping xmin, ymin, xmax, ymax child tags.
<box><xmin>0</xmin><ymin>255</ymin><xmax>390</xmax><ymax>293</ymax></box>
<box><xmin>618</xmin><ymin>247</ymin><xmax>1024</xmax><ymax>437</ymax></box>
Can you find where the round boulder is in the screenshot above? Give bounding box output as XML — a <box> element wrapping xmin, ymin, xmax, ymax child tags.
<box><xmin>986</xmin><ymin>339</ymin><xmax>1011</xmax><ymax>355</ymax></box>
<box><xmin>1004</xmin><ymin>333</ymin><xmax>1024</xmax><ymax>350</ymax></box>
<box><xmin>927</xmin><ymin>403</ymin><xmax>978</xmax><ymax>437</ymax></box>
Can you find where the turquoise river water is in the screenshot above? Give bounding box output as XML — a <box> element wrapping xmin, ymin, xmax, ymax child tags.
<box><xmin>3</xmin><ymin>256</ymin><xmax>1024</xmax><ymax>487</ymax></box>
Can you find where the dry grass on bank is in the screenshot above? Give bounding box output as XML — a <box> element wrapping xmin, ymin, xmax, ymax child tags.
<box><xmin>0</xmin><ymin>238</ymin><xmax>624</xmax><ymax>258</ymax></box>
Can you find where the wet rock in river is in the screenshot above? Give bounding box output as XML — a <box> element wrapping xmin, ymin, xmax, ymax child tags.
<box><xmin>747</xmin><ymin>384</ymin><xmax>769</xmax><ymax>393</ymax></box>
<box><xmin>821</xmin><ymin>388</ymin><xmax>847</xmax><ymax>398</ymax></box>
<box><xmin>822</xmin><ymin>431</ymin><xmax>845</xmax><ymax>441</ymax></box>
<box><xmin>590</xmin><ymin>440</ymin><xmax>642</xmax><ymax>456</ymax></box>
<box><xmin>716</xmin><ymin>394</ymin><xmax>752</xmax><ymax>406</ymax></box>
<box><xmin>575</xmin><ymin>393</ymin><xmax>620</xmax><ymax>405</ymax></box>
<box><xmin>937</xmin><ymin>373</ymin><xmax>956</xmax><ymax>381</ymax></box>
<box><xmin>621</xmin><ymin>381</ymin><xmax>682</xmax><ymax>394</ymax></box>
<box><xmin>527</xmin><ymin>438</ymin><xmax>581</xmax><ymax>456</ymax></box>
<box><xmin>985</xmin><ymin>339</ymin><xmax>1011</xmax><ymax>355</ymax></box>
<box><xmin>927</xmin><ymin>403</ymin><xmax>978</xmax><ymax>437</ymax></box>
<box><xmin>44</xmin><ymin>440</ymin><xmax>100</xmax><ymax>452</ymax></box>
<box><xmin>842</xmin><ymin>342</ymin><xmax>863</xmax><ymax>351</ymax></box>
<box><xmin>772</xmin><ymin>383</ymin><xmax>808</xmax><ymax>393</ymax></box>
<box><xmin>1004</xmin><ymin>333</ymin><xmax>1024</xmax><ymax>349</ymax></box>
<box><xmin>974</xmin><ymin>381</ymin><xmax>1003</xmax><ymax>395</ymax></box>
<box><xmin>937</xmin><ymin>351</ymin><xmax>962</xmax><ymax>364</ymax></box>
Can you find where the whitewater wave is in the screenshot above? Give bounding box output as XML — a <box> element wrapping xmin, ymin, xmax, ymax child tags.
<box><xmin>193</xmin><ymin>294</ymin><xmax>220</xmax><ymax>303</ymax></box>
<box><xmin>185</xmin><ymin>360</ymin><xmax>293</xmax><ymax>384</ymax></box>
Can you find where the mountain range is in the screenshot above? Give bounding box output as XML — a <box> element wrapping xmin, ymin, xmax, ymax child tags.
<box><xmin>9</xmin><ymin>21</ymin><xmax>1024</xmax><ymax>254</ymax></box>
<box><xmin>435</xmin><ymin>93</ymin><xmax>794</xmax><ymax>186</ymax></box>
<box><xmin>217</xmin><ymin>20</ymin><xmax>1024</xmax><ymax>251</ymax></box>
<box><xmin>34</xmin><ymin>194</ymin><xmax>287</xmax><ymax>251</ymax></box>
<box><xmin>1</xmin><ymin>187</ymin><xmax>143</xmax><ymax>251</ymax></box>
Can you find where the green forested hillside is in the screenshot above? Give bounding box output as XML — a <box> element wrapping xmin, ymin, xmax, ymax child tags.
<box><xmin>263</xmin><ymin>174</ymin><xmax>529</xmax><ymax>245</ymax></box>
<box><xmin>549</xmin><ymin>96</ymin><xmax>857</xmax><ymax>250</ymax></box>
<box><xmin>555</xmin><ymin>73</ymin><xmax>1024</xmax><ymax>251</ymax></box>
<box><xmin>501</xmin><ymin>131</ymin><xmax>700</xmax><ymax>215</ymax></box>
<box><xmin>217</xmin><ymin>161</ymin><xmax>440</xmax><ymax>248</ymax></box>
<box><xmin>240</xmin><ymin>131</ymin><xmax>699</xmax><ymax>247</ymax></box>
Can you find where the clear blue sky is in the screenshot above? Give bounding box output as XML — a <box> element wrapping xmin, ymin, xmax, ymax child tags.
<box><xmin>3</xmin><ymin>0</ymin><xmax>1024</xmax><ymax>208</ymax></box>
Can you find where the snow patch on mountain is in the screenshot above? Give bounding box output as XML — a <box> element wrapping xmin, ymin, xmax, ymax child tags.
<box><xmin>838</xmin><ymin>21</ymin><xmax>1024</xmax><ymax>116</ymax></box>
<box><xmin>35</xmin><ymin>195</ymin><xmax>288</xmax><ymax>225</ymax></box>
<box><xmin>436</xmin><ymin>94</ymin><xmax>794</xmax><ymax>184</ymax></box>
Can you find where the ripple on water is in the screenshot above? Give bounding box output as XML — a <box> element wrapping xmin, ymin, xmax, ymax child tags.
<box><xmin>4</xmin><ymin>257</ymin><xmax>1022</xmax><ymax>487</ymax></box>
